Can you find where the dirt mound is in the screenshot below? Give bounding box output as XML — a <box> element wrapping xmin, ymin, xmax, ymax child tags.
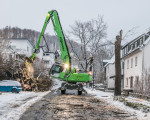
<box><xmin>35</xmin><ymin>75</ymin><xmax>52</xmax><ymax>91</ymax></box>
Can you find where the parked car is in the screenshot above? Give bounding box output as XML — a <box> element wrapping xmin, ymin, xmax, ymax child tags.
<box><xmin>0</xmin><ymin>80</ymin><xmax>22</xmax><ymax>93</ymax></box>
<box><xmin>95</xmin><ymin>83</ymin><xmax>106</xmax><ymax>90</ymax></box>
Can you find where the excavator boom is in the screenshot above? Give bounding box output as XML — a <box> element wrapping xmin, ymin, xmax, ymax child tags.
<box><xmin>30</xmin><ymin>10</ymin><xmax>71</xmax><ymax>72</ymax></box>
<box><xmin>27</xmin><ymin>10</ymin><xmax>92</xmax><ymax>95</ymax></box>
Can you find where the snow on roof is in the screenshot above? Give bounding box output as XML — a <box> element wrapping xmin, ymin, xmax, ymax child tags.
<box><xmin>122</xmin><ymin>30</ymin><xmax>150</xmax><ymax>58</ymax></box>
<box><xmin>103</xmin><ymin>60</ymin><xmax>110</xmax><ymax>63</ymax></box>
<box><xmin>122</xmin><ymin>30</ymin><xmax>150</xmax><ymax>48</ymax></box>
<box><xmin>11</xmin><ymin>38</ymin><xmax>34</xmax><ymax>47</ymax></box>
<box><xmin>104</xmin><ymin>55</ymin><xmax>115</xmax><ymax>67</ymax></box>
<box><xmin>0</xmin><ymin>80</ymin><xmax>21</xmax><ymax>86</ymax></box>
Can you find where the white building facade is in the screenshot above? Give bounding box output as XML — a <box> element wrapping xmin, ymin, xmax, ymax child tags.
<box><xmin>42</xmin><ymin>52</ymin><xmax>55</xmax><ymax>68</ymax></box>
<box><xmin>6</xmin><ymin>38</ymin><xmax>55</xmax><ymax>69</ymax></box>
<box><xmin>10</xmin><ymin>38</ymin><xmax>33</xmax><ymax>57</ymax></box>
<box><xmin>122</xmin><ymin>31</ymin><xmax>150</xmax><ymax>91</ymax></box>
<box><xmin>104</xmin><ymin>55</ymin><xmax>115</xmax><ymax>89</ymax></box>
<box><xmin>104</xmin><ymin>55</ymin><xmax>124</xmax><ymax>90</ymax></box>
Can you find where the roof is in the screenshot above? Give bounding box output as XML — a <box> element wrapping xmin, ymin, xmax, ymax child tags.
<box><xmin>103</xmin><ymin>60</ymin><xmax>110</xmax><ymax>63</ymax></box>
<box><xmin>122</xmin><ymin>33</ymin><xmax>145</xmax><ymax>48</ymax></box>
<box><xmin>11</xmin><ymin>38</ymin><xmax>34</xmax><ymax>47</ymax></box>
<box><xmin>122</xmin><ymin>31</ymin><xmax>150</xmax><ymax>58</ymax></box>
<box><xmin>104</xmin><ymin>55</ymin><xmax>115</xmax><ymax>68</ymax></box>
<box><xmin>0</xmin><ymin>80</ymin><xmax>21</xmax><ymax>86</ymax></box>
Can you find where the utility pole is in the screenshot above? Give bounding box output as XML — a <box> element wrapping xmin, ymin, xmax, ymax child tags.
<box><xmin>114</xmin><ymin>30</ymin><xmax>122</xmax><ymax>96</ymax></box>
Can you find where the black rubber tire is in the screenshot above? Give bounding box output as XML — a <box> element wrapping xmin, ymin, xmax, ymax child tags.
<box><xmin>61</xmin><ymin>90</ymin><xmax>66</xmax><ymax>94</ymax></box>
<box><xmin>12</xmin><ymin>88</ymin><xmax>17</xmax><ymax>93</ymax></box>
<box><xmin>78</xmin><ymin>91</ymin><xmax>82</xmax><ymax>95</ymax></box>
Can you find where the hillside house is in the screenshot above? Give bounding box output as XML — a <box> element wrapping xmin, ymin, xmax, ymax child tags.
<box><xmin>122</xmin><ymin>31</ymin><xmax>150</xmax><ymax>91</ymax></box>
<box><xmin>2</xmin><ymin>38</ymin><xmax>33</xmax><ymax>63</ymax></box>
<box><xmin>4</xmin><ymin>38</ymin><xmax>54</xmax><ymax>68</ymax></box>
<box><xmin>42</xmin><ymin>52</ymin><xmax>55</xmax><ymax>68</ymax></box>
<box><xmin>103</xmin><ymin>55</ymin><xmax>124</xmax><ymax>90</ymax></box>
<box><xmin>10</xmin><ymin>38</ymin><xmax>33</xmax><ymax>57</ymax></box>
<box><xmin>103</xmin><ymin>55</ymin><xmax>115</xmax><ymax>89</ymax></box>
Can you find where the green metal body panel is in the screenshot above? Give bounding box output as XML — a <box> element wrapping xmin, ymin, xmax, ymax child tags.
<box><xmin>67</xmin><ymin>73</ymin><xmax>92</xmax><ymax>82</ymax></box>
<box><xmin>30</xmin><ymin>10</ymin><xmax>92</xmax><ymax>83</ymax></box>
<box><xmin>51</xmin><ymin>72</ymin><xmax>91</xmax><ymax>83</ymax></box>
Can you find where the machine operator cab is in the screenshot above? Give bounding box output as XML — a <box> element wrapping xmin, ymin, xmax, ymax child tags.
<box><xmin>49</xmin><ymin>63</ymin><xmax>64</xmax><ymax>76</ymax></box>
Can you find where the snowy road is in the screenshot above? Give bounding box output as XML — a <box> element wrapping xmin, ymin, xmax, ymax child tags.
<box><xmin>0</xmin><ymin>91</ymin><xmax>50</xmax><ymax>120</ymax></box>
<box><xmin>19</xmin><ymin>91</ymin><xmax>137</xmax><ymax>120</ymax></box>
<box><xmin>1</xmin><ymin>79</ymin><xmax>150</xmax><ymax>120</ymax></box>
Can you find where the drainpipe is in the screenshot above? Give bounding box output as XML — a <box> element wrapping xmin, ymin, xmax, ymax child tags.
<box><xmin>142</xmin><ymin>44</ymin><xmax>145</xmax><ymax>76</ymax></box>
<box><xmin>142</xmin><ymin>42</ymin><xmax>145</xmax><ymax>92</ymax></box>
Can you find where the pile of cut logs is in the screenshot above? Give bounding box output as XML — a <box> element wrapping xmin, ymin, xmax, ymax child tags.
<box><xmin>15</xmin><ymin>60</ymin><xmax>52</xmax><ymax>91</ymax></box>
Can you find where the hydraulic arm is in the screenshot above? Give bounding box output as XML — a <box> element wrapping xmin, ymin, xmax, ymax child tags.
<box><xmin>29</xmin><ymin>10</ymin><xmax>71</xmax><ymax>72</ymax></box>
<box><xmin>27</xmin><ymin>10</ymin><xmax>92</xmax><ymax>95</ymax></box>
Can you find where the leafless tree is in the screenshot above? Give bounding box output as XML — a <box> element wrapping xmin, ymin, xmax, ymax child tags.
<box><xmin>0</xmin><ymin>38</ymin><xmax>12</xmax><ymax>80</ymax></box>
<box><xmin>134</xmin><ymin>69</ymin><xmax>150</xmax><ymax>95</ymax></box>
<box><xmin>67</xmin><ymin>16</ymin><xmax>108</xmax><ymax>72</ymax></box>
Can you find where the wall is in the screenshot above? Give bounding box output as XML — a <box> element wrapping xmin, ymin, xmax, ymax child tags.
<box><xmin>10</xmin><ymin>39</ymin><xmax>33</xmax><ymax>57</ymax></box>
<box><xmin>42</xmin><ymin>53</ymin><xmax>55</xmax><ymax>68</ymax></box>
<box><xmin>36</xmin><ymin>48</ymin><xmax>43</xmax><ymax>60</ymax></box>
<box><xmin>106</xmin><ymin>63</ymin><xmax>115</xmax><ymax>89</ymax></box>
<box><xmin>143</xmin><ymin>41</ymin><xmax>150</xmax><ymax>72</ymax></box>
<box><xmin>123</xmin><ymin>51</ymin><xmax>142</xmax><ymax>90</ymax></box>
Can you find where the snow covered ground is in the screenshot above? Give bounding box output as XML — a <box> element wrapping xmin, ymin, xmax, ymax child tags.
<box><xmin>51</xmin><ymin>78</ymin><xmax>62</xmax><ymax>90</ymax></box>
<box><xmin>0</xmin><ymin>78</ymin><xmax>61</xmax><ymax>120</ymax></box>
<box><xmin>84</xmin><ymin>87</ymin><xmax>150</xmax><ymax>120</ymax></box>
<box><xmin>0</xmin><ymin>91</ymin><xmax>50</xmax><ymax>120</ymax></box>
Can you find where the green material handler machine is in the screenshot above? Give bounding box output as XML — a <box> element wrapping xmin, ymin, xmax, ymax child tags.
<box><xmin>27</xmin><ymin>10</ymin><xmax>92</xmax><ymax>95</ymax></box>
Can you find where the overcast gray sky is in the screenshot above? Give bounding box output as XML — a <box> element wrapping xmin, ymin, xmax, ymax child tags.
<box><xmin>0</xmin><ymin>0</ymin><xmax>150</xmax><ymax>41</ymax></box>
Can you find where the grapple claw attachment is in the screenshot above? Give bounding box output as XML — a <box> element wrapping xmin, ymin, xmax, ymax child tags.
<box><xmin>25</xmin><ymin>57</ymin><xmax>33</xmax><ymax>63</ymax></box>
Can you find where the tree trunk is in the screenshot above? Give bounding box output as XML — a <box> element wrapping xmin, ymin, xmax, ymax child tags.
<box><xmin>114</xmin><ymin>30</ymin><xmax>122</xmax><ymax>96</ymax></box>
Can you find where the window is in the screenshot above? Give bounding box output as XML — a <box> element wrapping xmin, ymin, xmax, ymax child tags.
<box><xmin>135</xmin><ymin>42</ymin><xmax>137</xmax><ymax>48</ymax></box>
<box><xmin>126</xmin><ymin>78</ymin><xmax>128</xmax><ymax>85</ymax></box>
<box><xmin>27</xmin><ymin>47</ymin><xmax>29</xmax><ymax>52</ymax></box>
<box><xmin>131</xmin><ymin>58</ymin><xmax>133</xmax><ymax>68</ymax></box>
<box><xmin>137</xmin><ymin>40</ymin><xmax>140</xmax><ymax>47</ymax></box>
<box><xmin>16</xmin><ymin>55</ymin><xmax>20</xmax><ymax>60</ymax></box>
<box><xmin>9</xmin><ymin>55</ymin><xmax>12</xmax><ymax>60</ymax></box>
<box><xmin>127</xmin><ymin>60</ymin><xmax>129</xmax><ymax>69</ymax></box>
<box><xmin>126</xmin><ymin>46</ymin><xmax>128</xmax><ymax>53</ymax></box>
<box><xmin>122</xmin><ymin>62</ymin><xmax>124</xmax><ymax>69</ymax></box>
<box><xmin>43</xmin><ymin>53</ymin><xmax>50</xmax><ymax>56</ymax></box>
<box><xmin>11</xmin><ymin>45</ymin><xmax>16</xmax><ymax>50</ymax></box>
<box><xmin>122</xmin><ymin>49</ymin><xmax>124</xmax><ymax>56</ymax></box>
<box><xmin>131</xmin><ymin>45</ymin><xmax>133</xmax><ymax>50</ymax></box>
<box><xmin>136</xmin><ymin>76</ymin><xmax>139</xmax><ymax>84</ymax></box>
<box><xmin>140</xmin><ymin>39</ymin><xmax>143</xmax><ymax>45</ymax></box>
<box><xmin>132</xmin><ymin>43</ymin><xmax>135</xmax><ymax>50</ymax></box>
<box><xmin>44</xmin><ymin>61</ymin><xmax>49</xmax><ymax>64</ymax></box>
<box><xmin>130</xmin><ymin>76</ymin><xmax>133</xmax><ymax>88</ymax></box>
<box><xmin>128</xmin><ymin>45</ymin><xmax>131</xmax><ymax>52</ymax></box>
<box><xmin>135</xmin><ymin>57</ymin><xmax>137</xmax><ymax>66</ymax></box>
